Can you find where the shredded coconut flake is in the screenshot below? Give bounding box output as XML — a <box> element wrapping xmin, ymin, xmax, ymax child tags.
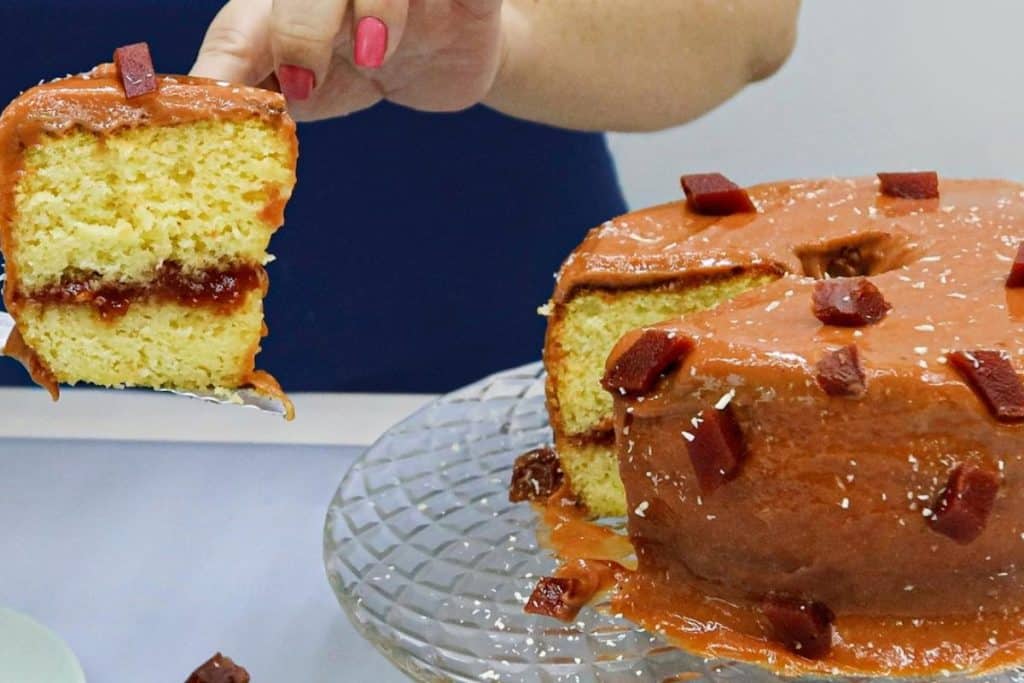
<box><xmin>714</xmin><ymin>389</ymin><xmax>736</xmax><ymax>411</ymax></box>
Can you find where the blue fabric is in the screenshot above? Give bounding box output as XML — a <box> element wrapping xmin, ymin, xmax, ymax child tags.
<box><xmin>0</xmin><ymin>1</ymin><xmax>627</xmax><ymax>392</ymax></box>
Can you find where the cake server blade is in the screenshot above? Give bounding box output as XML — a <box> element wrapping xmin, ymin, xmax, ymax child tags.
<box><xmin>0</xmin><ymin>311</ymin><xmax>11</xmax><ymax>346</ymax></box>
<box><xmin>0</xmin><ymin>311</ymin><xmax>288</xmax><ymax>416</ymax></box>
<box><xmin>153</xmin><ymin>385</ymin><xmax>288</xmax><ymax>416</ymax></box>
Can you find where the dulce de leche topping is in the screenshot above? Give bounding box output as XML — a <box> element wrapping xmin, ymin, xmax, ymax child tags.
<box><xmin>0</xmin><ymin>64</ymin><xmax>289</xmax><ymax>149</ymax></box>
<box><xmin>602</xmin><ymin>177</ymin><xmax>1024</xmax><ymax>629</ymax></box>
<box><xmin>533</xmin><ymin>492</ymin><xmax>1024</xmax><ymax>678</ymax></box>
<box><xmin>553</xmin><ymin>176</ymin><xmax>942</xmax><ymax>303</ymax></box>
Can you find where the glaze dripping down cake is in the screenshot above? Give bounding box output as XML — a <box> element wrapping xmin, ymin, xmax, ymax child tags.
<box><xmin>524</xmin><ymin>172</ymin><xmax>1024</xmax><ymax>676</ymax></box>
<box><xmin>0</xmin><ymin>45</ymin><xmax>297</xmax><ymax>414</ymax></box>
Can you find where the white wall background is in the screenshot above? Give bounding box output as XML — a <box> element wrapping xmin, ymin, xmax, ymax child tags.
<box><xmin>608</xmin><ymin>1</ymin><xmax>1024</xmax><ymax>210</ymax></box>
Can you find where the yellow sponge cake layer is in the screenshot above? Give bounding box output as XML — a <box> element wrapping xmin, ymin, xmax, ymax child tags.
<box><xmin>555</xmin><ymin>439</ymin><xmax>625</xmax><ymax>519</ymax></box>
<box><xmin>545</xmin><ymin>275</ymin><xmax>773</xmax><ymax>438</ymax></box>
<box><xmin>16</xmin><ymin>293</ymin><xmax>264</xmax><ymax>389</ymax></box>
<box><xmin>13</xmin><ymin>119</ymin><xmax>293</xmax><ymax>290</ymax></box>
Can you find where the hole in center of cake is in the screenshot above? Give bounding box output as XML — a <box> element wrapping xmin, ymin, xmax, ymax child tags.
<box><xmin>795</xmin><ymin>232</ymin><xmax>920</xmax><ymax>279</ymax></box>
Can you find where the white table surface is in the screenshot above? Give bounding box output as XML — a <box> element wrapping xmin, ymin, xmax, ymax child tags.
<box><xmin>0</xmin><ymin>387</ymin><xmax>438</xmax><ymax>682</ymax></box>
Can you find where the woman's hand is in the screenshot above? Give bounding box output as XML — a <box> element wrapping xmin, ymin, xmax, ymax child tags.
<box><xmin>192</xmin><ymin>0</ymin><xmax>504</xmax><ymax>122</ymax></box>
<box><xmin>193</xmin><ymin>0</ymin><xmax>801</xmax><ymax>131</ymax></box>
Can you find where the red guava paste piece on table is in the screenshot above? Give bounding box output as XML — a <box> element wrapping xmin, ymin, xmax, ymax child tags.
<box><xmin>186</xmin><ymin>652</ymin><xmax>250</xmax><ymax>683</ymax></box>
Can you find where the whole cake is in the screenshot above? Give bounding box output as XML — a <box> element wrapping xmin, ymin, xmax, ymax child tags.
<box><xmin>528</xmin><ymin>171</ymin><xmax>1024</xmax><ymax>676</ymax></box>
<box><xmin>0</xmin><ymin>44</ymin><xmax>297</xmax><ymax>414</ymax></box>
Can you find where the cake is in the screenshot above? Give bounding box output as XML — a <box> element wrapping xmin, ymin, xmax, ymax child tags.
<box><xmin>0</xmin><ymin>44</ymin><xmax>297</xmax><ymax>415</ymax></box>
<box><xmin>526</xmin><ymin>172</ymin><xmax>1024</xmax><ymax>675</ymax></box>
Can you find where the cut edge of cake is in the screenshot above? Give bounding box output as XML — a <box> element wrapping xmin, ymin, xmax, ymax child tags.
<box><xmin>543</xmin><ymin>267</ymin><xmax>780</xmax><ymax>517</ymax></box>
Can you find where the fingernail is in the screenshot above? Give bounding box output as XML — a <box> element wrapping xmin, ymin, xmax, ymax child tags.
<box><xmin>277</xmin><ymin>64</ymin><xmax>315</xmax><ymax>101</ymax></box>
<box><xmin>355</xmin><ymin>17</ymin><xmax>388</xmax><ymax>69</ymax></box>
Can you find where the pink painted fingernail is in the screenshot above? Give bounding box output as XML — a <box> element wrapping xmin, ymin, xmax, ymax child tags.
<box><xmin>355</xmin><ymin>17</ymin><xmax>388</xmax><ymax>69</ymax></box>
<box><xmin>277</xmin><ymin>64</ymin><xmax>315</xmax><ymax>101</ymax></box>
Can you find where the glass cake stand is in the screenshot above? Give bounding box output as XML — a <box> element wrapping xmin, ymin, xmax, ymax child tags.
<box><xmin>323</xmin><ymin>362</ymin><xmax>1024</xmax><ymax>683</ymax></box>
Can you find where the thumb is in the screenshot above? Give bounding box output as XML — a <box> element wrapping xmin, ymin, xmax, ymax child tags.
<box><xmin>192</xmin><ymin>0</ymin><xmax>276</xmax><ymax>85</ymax></box>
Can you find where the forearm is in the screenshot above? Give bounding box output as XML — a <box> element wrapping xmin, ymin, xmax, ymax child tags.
<box><xmin>484</xmin><ymin>0</ymin><xmax>800</xmax><ymax>132</ymax></box>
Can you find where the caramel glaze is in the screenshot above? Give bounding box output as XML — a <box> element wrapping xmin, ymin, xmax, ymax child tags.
<box><xmin>552</xmin><ymin>198</ymin><xmax>784</xmax><ymax>305</ymax></box>
<box><xmin>0</xmin><ymin>65</ymin><xmax>298</xmax><ymax>406</ymax></box>
<box><xmin>537</xmin><ymin>497</ymin><xmax>1024</xmax><ymax>678</ymax></box>
<box><xmin>547</xmin><ymin>177</ymin><xmax>1024</xmax><ymax>676</ymax></box>
<box><xmin>2</xmin><ymin>326</ymin><xmax>58</xmax><ymax>400</ymax></box>
<box><xmin>245</xmin><ymin>369</ymin><xmax>296</xmax><ymax>421</ymax></box>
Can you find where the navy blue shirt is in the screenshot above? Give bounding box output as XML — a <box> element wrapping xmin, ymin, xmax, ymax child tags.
<box><xmin>0</xmin><ymin>1</ymin><xmax>626</xmax><ymax>392</ymax></box>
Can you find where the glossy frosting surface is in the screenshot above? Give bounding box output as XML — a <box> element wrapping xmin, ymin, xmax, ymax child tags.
<box><xmin>0</xmin><ymin>64</ymin><xmax>288</xmax><ymax>148</ymax></box>
<box><xmin>536</xmin><ymin>176</ymin><xmax>1024</xmax><ymax>674</ymax></box>
<box><xmin>538</xmin><ymin>495</ymin><xmax>1024</xmax><ymax>678</ymax></box>
<box><xmin>593</xmin><ymin>177</ymin><xmax>1024</xmax><ymax>621</ymax></box>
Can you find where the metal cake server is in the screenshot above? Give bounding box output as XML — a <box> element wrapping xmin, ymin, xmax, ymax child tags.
<box><xmin>0</xmin><ymin>311</ymin><xmax>288</xmax><ymax>416</ymax></box>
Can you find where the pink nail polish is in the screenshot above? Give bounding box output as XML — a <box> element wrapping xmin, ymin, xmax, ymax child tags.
<box><xmin>355</xmin><ymin>17</ymin><xmax>388</xmax><ymax>69</ymax></box>
<box><xmin>277</xmin><ymin>64</ymin><xmax>315</xmax><ymax>101</ymax></box>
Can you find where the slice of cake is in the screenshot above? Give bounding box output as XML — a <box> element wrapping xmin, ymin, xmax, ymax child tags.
<box><xmin>542</xmin><ymin>176</ymin><xmax>784</xmax><ymax>516</ymax></box>
<box><xmin>0</xmin><ymin>44</ymin><xmax>297</xmax><ymax>416</ymax></box>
